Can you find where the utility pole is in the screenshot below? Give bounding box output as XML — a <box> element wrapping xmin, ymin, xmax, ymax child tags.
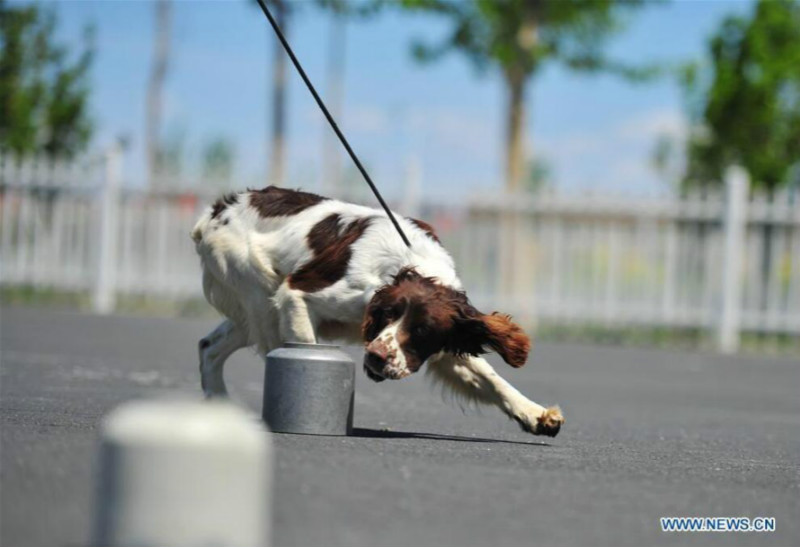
<box><xmin>146</xmin><ymin>0</ymin><xmax>171</xmax><ymax>190</ymax></box>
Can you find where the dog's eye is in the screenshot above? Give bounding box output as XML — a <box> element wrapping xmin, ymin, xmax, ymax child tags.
<box><xmin>384</xmin><ymin>304</ymin><xmax>404</xmax><ymax>319</ymax></box>
<box><xmin>413</xmin><ymin>325</ymin><xmax>429</xmax><ymax>337</ymax></box>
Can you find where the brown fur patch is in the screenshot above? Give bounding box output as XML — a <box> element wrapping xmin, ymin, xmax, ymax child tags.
<box><xmin>288</xmin><ymin>214</ymin><xmax>374</xmax><ymax>293</ymax></box>
<box><xmin>306</xmin><ymin>214</ymin><xmax>342</xmax><ymax>254</ymax></box>
<box><xmin>249</xmin><ymin>186</ymin><xmax>326</xmax><ymax>217</ymax></box>
<box><xmin>408</xmin><ymin>217</ymin><xmax>441</xmax><ymax>243</ymax></box>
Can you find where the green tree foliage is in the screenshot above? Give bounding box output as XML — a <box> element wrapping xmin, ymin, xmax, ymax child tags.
<box><xmin>681</xmin><ymin>0</ymin><xmax>800</xmax><ymax>192</ymax></box>
<box><xmin>525</xmin><ymin>156</ymin><xmax>552</xmax><ymax>193</ymax></box>
<box><xmin>202</xmin><ymin>137</ymin><xmax>235</xmax><ymax>183</ymax></box>
<box><xmin>155</xmin><ymin>125</ymin><xmax>185</xmax><ymax>180</ymax></box>
<box><xmin>0</xmin><ymin>1</ymin><xmax>94</xmax><ymax>158</ymax></box>
<box><xmin>393</xmin><ymin>0</ymin><xmax>658</xmax><ymax>191</ymax></box>
<box><xmin>650</xmin><ymin>133</ymin><xmax>682</xmax><ymax>187</ymax></box>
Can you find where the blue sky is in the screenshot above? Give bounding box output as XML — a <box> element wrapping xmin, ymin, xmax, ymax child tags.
<box><xmin>40</xmin><ymin>0</ymin><xmax>754</xmax><ymax>199</ymax></box>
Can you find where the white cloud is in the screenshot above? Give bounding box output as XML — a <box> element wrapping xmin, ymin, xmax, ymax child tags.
<box><xmin>407</xmin><ymin>107</ymin><xmax>496</xmax><ymax>160</ymax></box>
<box><xmin>617</xmin><ymin>108</ymin><xmax>687</xmax><ymax>141</ymax></box>
<box><xmin>325</xmin><ymin>102</ymin><xmax>496</xmax><ymax>160</ymax></box>
<box><xmin>344</xmin><ymin>105</ymin><xmax>391</xmax><ymax>135</ymax></box>
<box><xmin>294</xmin><ymin>103</ymin><xmax>689</xmax><ymax>198</ymax></box>
<box><xmin>300</xmin><ymin>102</ymin><xmax>499</xmax><ymax>198</ymax></box>
<box><xmin>536</xmin><ymin>107</ymin><xmax>688</xmax><ymax>193</ymax></box>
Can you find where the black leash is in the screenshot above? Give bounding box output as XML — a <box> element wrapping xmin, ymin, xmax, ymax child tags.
<box><xmin>255</xmin><ymin>0</ymin><xmax>411</xmax><ymax>248</ymax></box>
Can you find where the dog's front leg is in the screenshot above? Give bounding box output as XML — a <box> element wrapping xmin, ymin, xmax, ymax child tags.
<box><xmin>427</xmin><ymin>353</ymin><xmax>564</xmax><ymax>437</ymax></box>
<box><xmin>274</xmin><ymin>282</ymin><xmax>317</xmax><ymax>344</ymax></box>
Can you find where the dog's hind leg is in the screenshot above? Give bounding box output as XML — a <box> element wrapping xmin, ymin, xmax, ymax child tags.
<box><xmin>198</xmin><ymin>319</ymin><xmax>248</xmax><ymax>398</ymax></box>
<box><xmin>427</xmin><ymin>353</ymin><xmax>564</xmax><ymax>437</ymax></box>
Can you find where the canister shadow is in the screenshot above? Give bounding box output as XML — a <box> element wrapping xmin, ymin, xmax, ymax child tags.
<box><xmin>350</xmin><ymin>427</ymin><xmax>551</xmax><ymax>447</ymax></box>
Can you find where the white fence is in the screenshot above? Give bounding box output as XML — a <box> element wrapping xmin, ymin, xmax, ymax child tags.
<box><xmin>0</xmin><ymin>149</ymin><xmax>208</xmax><ymax>305</ymax></box>
<box><xmin>444</xmin><ymin>174</ymin><xmax>800</xmax><ymax>348</ymax></box>
<box><xmin>1</xmin><ymin>152</ymin><xmax>798</xmax><ymax>352</ymax></box>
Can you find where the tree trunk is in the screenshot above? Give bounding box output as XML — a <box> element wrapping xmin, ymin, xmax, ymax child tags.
<box><xmin>499</xmin><ymin>70</ymin><xmax>529</xmax><ymax>307</ymax></box>
<box><xmin>146</xmin><ymin>0</ymin><xmax>171</xmax><ymax>190</ymax></box>
<box><xmin>504</xmin><ymin>70</ymin><xmax>527</xmax><ymax>193</ymax></box>
<box><xmin>500</xmin><ymin>7</ymin><xmax>538</xmax><ymax>323</ymax></box>
<box><xmin>267</xmin><ymin>0</ymin><xmax>288</xmax><ymax>187</ymax></box>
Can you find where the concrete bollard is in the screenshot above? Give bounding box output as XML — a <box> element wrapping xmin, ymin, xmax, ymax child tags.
<box><xmin>92</xmin><ymin>398</ymin><xmax>271</xmax><ymax>547</ymax></box>
<box><xmin>263</xmin><ymin>343</ymin><xmax>354</xmax><ymax>436</ymax></box>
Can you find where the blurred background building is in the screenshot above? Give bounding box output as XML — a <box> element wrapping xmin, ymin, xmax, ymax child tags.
<box><xmin>1</xmin><ymin>0</ymin><xmax>798</xmax><ymax>353</ymax></box>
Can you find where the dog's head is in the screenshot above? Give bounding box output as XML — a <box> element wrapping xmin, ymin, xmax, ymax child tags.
<box><xmin>361</xmin><ymin>267</ymin><xmax>530</xmax><ymax>381</ymax></box>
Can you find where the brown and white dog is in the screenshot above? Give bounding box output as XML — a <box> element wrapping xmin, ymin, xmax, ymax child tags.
<box><xmin>192</xmin><ymin>186</ymin><xmax>564</xmax><ymax>436</ymax></box>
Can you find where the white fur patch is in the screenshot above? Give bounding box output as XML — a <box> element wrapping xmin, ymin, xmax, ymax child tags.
<box><xmin>370</xmin><ymin>317</ymin><xmax>410</xmax><ymax>379</ymax></box>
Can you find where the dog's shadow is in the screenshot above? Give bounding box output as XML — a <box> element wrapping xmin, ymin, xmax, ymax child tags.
<box><xmin>350</xmin><ymin>427</ymin><xmax>551</xmax><ymax>447</ymax></box>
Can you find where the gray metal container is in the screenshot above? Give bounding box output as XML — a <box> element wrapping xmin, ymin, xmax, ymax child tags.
<box><xmin>263</xmin><ymin>343</ymin><xmax>354</xmax><ymax>436</ymax></box>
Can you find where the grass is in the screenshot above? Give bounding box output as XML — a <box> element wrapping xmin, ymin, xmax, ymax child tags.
<box><xmin>0</xmin><ymin>285</ymin><xmax>91</xmax><ymax>310</ymax></box>
<box><xmin>2</xmin><ymin>285</ymin><xmax>797</xmax><ymax>357</ymax></box>
<box><xmin>0</xmin><ymin>285</ymin><xmax>217</xmax><ymax>319</ymax></box>
<box><xmin>534</xmin><ymin>323</ymin><xmax>799</xmax><ymax>357</ymax></box>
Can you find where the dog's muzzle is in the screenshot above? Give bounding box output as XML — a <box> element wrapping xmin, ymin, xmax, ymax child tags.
<box><xmin>364</xmin><ymin>342</ymin><xmax>410</xmax><ymax>381</ymax></box>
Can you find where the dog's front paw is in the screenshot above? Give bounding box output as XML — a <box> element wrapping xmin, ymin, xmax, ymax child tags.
<box><xmin>534</xmin><ymin>406</ymin><xmax>564</xmax><ymax>437</ymax></box>
<box><xmin>514</xmin><ymin>405</ymin><xmax>564</xmax><ymax>438</ymax></box>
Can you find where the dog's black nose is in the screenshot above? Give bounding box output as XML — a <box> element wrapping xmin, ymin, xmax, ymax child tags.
<box><xmin>363</xmin><ymin>363</ymin><xmax>386</xmax><ymax>383</ymax></box>
<box><xmin>364</xmin><ymin>350</ymin><xmax>386</xmax><ymax>370</ymax></box>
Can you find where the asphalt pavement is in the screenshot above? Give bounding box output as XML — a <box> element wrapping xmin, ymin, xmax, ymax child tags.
<box><xmin>1</xmin><ymin>306</ymin><xmax>798</xmax><ymax>547</ymax></box>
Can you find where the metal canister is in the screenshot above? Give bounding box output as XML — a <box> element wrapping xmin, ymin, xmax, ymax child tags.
<box><xmin>262</xmin><ymin>342</ymin><xmax>355</xmax><ymax>436</ymax></box>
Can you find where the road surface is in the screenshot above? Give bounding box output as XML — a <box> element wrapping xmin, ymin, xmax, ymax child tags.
<box><xmin>1</xmin><ymin>307</ymin><xmax>798</xmax><ymax>546</ymax></box>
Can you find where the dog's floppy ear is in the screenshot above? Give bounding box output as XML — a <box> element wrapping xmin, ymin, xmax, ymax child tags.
<box><xmin>449</xmin><ymin>309</ymin><xmax>530</xmax><ymax>368</ymax></box>
<box><xmin>479</xmin><ymin>313</ymin><xmax>530</xmax><ymax>367</ymax></box>
<box><xmin>362</xmin><ymin>287</ymin><xmax>390</xmax><ymax>342</ymax></box>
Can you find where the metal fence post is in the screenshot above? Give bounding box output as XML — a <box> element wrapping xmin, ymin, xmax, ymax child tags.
<box><xmin>93</xmin><ymin>143</ymin><xmax>122</xmax><ymax>314</ymax></box>
<box><xmin>717</xmin><ymin>167</ymin><xmax>749</xmax><ymax>353</ymax></box>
